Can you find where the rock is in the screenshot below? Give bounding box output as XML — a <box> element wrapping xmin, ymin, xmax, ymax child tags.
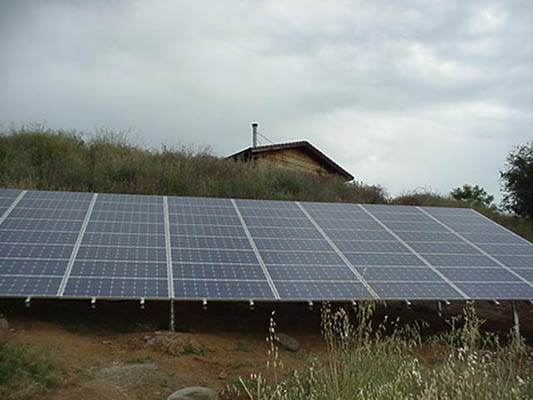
<box><xmin>275</xmin><ymin>333</ymin><xmax>300</xmax><ymax>352</ymax></box>
<box><xmin>0</xmin><ymin>318</ymin><xmax>8</xmax><ymax>345</ymax></box>
<box><xmin>167</xmin><ymin>386</ymin><xmax>217</xmax><ymax>400</ymax></box>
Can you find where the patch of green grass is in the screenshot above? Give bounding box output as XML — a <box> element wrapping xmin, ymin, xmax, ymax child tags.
<box><xmin>232</xmin><ymin>362</ymin><xmax>254</xmax><ymax>370</ymax></box>
<box><xmin>0</xmin><ymin>341</ymin><xmax>63</xmax><ymax>398</ymax></box>
<box><xmin>233</xmin><ymin>342</ymin><xmax>250</xmax><ymax>352</ymax></box>
<box><xmin>125</xmin><ymin>358</ymin><xmax>147</xmax><ymax>365</ymax></box>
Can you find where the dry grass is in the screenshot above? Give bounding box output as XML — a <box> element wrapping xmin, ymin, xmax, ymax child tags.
<box><xmin>226</xmin><ymin>303</ymin><xmax>533</xmax><ymax>400</ymax></box>
<box><xmin>0</xmin><ymin>126</ymin><xmax>386</xmax><ymax>204</ymax></box>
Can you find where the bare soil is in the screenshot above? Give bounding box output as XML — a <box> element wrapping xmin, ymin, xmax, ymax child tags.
<box><xmin>1</xmin><ymin>299</ymin><xmax>532</xmax><ymax>400</ymax></box>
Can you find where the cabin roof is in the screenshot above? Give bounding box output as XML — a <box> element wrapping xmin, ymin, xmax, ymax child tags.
<box><xmin>227</xmin><ymin>140</ymin><xmax>354</xmax><ymax>181</ymax></box>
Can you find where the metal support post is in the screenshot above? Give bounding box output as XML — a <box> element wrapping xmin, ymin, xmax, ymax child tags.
<box><xmin>512</xmin><ymin>300</ymin><xmax>520</xmax><ymax>343</ymax></box>
<box><xmin>169</xmin><ymin>300</ymin><xmax>175</xmax><ymax>332</ymax></box>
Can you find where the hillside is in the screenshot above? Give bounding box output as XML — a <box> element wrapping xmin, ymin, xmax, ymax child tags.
<box><xmin>1</xmin><ymin>126</ymin><xmax>533</xmax><ymax>242</ymax></box>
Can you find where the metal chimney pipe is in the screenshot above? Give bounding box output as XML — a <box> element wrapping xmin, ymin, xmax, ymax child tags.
<box><xmin>251</xmin><ymin>122</ymin><xmax>258</xmax><ymax>148</ymax></box>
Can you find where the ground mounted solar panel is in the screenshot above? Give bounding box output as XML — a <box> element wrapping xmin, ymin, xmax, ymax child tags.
<box><xmin>0</xmin><ymin>189</ymin><xmax>532</xmax><ymax>303</ymax></box>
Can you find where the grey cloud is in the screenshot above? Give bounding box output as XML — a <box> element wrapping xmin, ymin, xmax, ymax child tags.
<box><xmin>1</xmin><ymin>0</ymin><xmax>532</xmax><ymax>201</ymax></box>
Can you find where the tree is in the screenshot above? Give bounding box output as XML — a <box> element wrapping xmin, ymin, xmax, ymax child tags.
<box><xmin>450</xmin><ymin>184</ymin><xmax>494</xmax><ymax>208</ymax></box>
<box><xmin>500</xmin><ymin>141</ymin><xmax>533</xmax><ymax>218</ymax></box>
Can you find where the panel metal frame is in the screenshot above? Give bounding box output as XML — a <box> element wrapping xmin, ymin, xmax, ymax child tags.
<box><xmin>57</xmin><ymin>193</ymin><xmax>98</xmax><ymax>296</ymax></box>
<box><xmin>0</xmin><ymin>189</ymin><xmax>532</xmax><ymax>302</ymax></box>
<box><xmin>418</xmin><ymin>207</ymin><xmax>533</xmax><ymax>289</ymax></box>
<box><xmin>231</xmin><ymin>199</ymin><xmax>280</xmax><ymax>299</ymax></box>
<box><xmin>296</xmin><ymin>202</ymin><xmax>379</xmax><ymax>299</ymax></box>
<box><xmin>359</xmin><ymin>204</ymin><xmax>469</xmax><ymax>300</ymax></box>
<box><xmin>0</xmin><ymin>191</ymin><xmax>27</xmax><ymax>225</ymax></box>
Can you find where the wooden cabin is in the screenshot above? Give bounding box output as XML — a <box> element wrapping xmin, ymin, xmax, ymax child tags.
<box><xmin>227</xmin><ymin>140</ymin><xmax>354</xmax><ymax>181</ymax></box>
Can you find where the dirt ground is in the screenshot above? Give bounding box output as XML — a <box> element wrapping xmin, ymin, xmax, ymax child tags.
<box><xmin>1</xmin><ymin>299</ymin><xmax>532</xmax><ymax>400</ymax></box>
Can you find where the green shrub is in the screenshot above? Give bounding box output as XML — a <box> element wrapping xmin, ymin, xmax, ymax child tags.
<box><xmin>0</xmin><ymin>341</ymin><xmax>62</xmax><ymax>398</ymax></box>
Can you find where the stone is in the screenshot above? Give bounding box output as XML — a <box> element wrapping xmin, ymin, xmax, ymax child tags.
<box><xmin>0</xmin><ymin>318</ymin><xmax>8</xmax><ymax>345</ymax></box>
<box><xmin>167</xmin><ymin>386</ymin><xmax>217</xmax><ymax>400</ymax></box>
<box><xmin>274</xmin><ymin>333</ymin><xmax>300</xmax><ymax>352</ymax></box>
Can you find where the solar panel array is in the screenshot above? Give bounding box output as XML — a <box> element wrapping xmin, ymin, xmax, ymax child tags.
<box><xmin>0</xmin><ymin>189</ymin><xmax>532</xmax><ymax>301</ymax></box>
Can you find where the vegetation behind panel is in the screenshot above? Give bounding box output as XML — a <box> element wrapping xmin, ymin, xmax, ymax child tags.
<box><xmin>0</xmin><ymin>126</ymin><xmax>386</xmax><ymax>204</ymax></box>
<box><xmin>1</xmin><ymin>126</ymin><xmax>533</xmax><ymax>243</ymax></box>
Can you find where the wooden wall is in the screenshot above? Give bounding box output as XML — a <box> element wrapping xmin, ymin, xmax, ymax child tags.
<box><xmin>255</xmin><ymin>148</ymin><xmax>332</xmax><ymax>177</ymax></box>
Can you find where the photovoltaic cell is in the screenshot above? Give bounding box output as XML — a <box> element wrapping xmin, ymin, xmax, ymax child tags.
<box><xmin>86</xmin><ymin>221</ymin><xmax>165</xmax><ymax>235</ymax></box>
<box><xmin>492</xmin><ymin>255</ymin><xmax>533</xmax><ymax>269</ymax></box>
<box><xmin>268</xmin><ymin>265</ymin><xmax>361</xmax><ymax>281</ymax></box>
<box><xmin>454</xmin><ymin>282</ymin><xmax>533</xmax><ymax>299</ymax></box>
<box><xmin>93</xmin><ymin>202</ymin><xmax>163</xmax><ymax>213</ymax></box>
<box><xmin>461</xmin><ymin>233</ymin><xmax>526</xmax><ymax>245</ymax></box>
<box><xmin>63</xmin><ymin>277</ymin><xmax>168</xmax><ymax>298</ymax></box>
<box><xmin>0</xmin><ymin>243</ymin><xmax>73</xmax><ymax>259</ymax></box>
<box><xmin>370</xmin><ymin>281</ymin><xmax>464</xmax><ymax>300</ymax></box>
<box><xmin>0</xmin><ymin>276</ymin><xmax>62</xmax><ymax>296</ymax></box>
<box><xmin>0</xmin><ymin>189</ymin><xmax>532</xmax><ymax>301</ymax></box>
<box><xmin>323</xmin><ymin>229</ymin><xmax>396</xmax><ymax>241</ymax></box>
<box><xmin>406</xmin><ymin>242</ymin><xmax>481</xmax><ymax>255</ymax></box>
<box><xmin>76</xmin><ymin>246</ymin><xmax>166</xmax><ymax>262</ymax></box>
<box><xmin>274</xmin><ymin>281</ymin><xmax>371</xmax><ymax>300</ymax></box>
<box><xmin>173</xmin><ymin>279</ymin><xmax>275</xmax><ymax>299</ymax></box>
<box><xmin>344</xmin><ymin>253</ymin><xmax>426</xmax><ymax>267</ymax></box>
<box><xmin>254</xmin><ymin>238</ymin><xmax>332</xmax><ymax>251</ymax></box>
<box><xmin>261</xmin><ymin>251</ymin><xmax>343</xmax><ymax>266</ymax></box>
<box><xmin>334</xmin><ymin>240</ymin><xmax>410</xmax><ymax>253</ymax></box>
<box><xmin>476</xmin><ymin>244</ymin><xmax>533</xmax><ymax>256</ymax></box>
<box><xmin>171</xmin><ymin>224</ymin><xmax>246</xmax><ymax>237</ymax></box>
<box><xmin>0</xmin><ymin>230</ymin><xmax>79</xmax><ymax>245</ymax></box>
<box><xmin>91</xmin><ymin>210</ymin><xmax>164</xmax><ymax>224</ymax></box>
<box><xmin>16</xmin><ymin>198</ymin><xmax>90</xmax><ymax>210</ymax></box>
<box><xmin>9</xmin><ymin>208</ymin><xmax>87</xmax><ymax>220</ymax></box>
<box><xmin>172</xmin><ymin>248</ymin><xmax>258</xmax><ymax>264</ymax></box>
<box><xmin>243</xmin><ymin>216</ymin><xmax>314</xmax><ymax>228</ymax></box>
<box><xmin>422</xmin><ymin>254</ymin><xmax>499</xmax><ymax>267</ymax></box>
<box><xmin>71</xmin><ymin>261</ymin><xmax>167</xmax><ymax>278</ymax></box>
<box><xmin>357</xmin><ymin>267</ymin><xmax>442</xmax><ymax>282</ymax></box>
<box><xmin>173</xmin><ymin>263</ymin><xmax>266</xmax><ymax>280</ymax></box>
<box><xmin>248</xmin><ymin>226</ymin><xmax>322</xmax><ymax>239</ymax></box>
<box><xmin>171</xmin><ymin>236</ymin><xmax>252</xmax><ymax>250</ymax></box>
<box><xmin>437</xmin><ymin>267</ymin><xmax>521</xmax><ymax>282</ymax></box>
<box><xmin>0</xmin><ymin>198</ymin><xmax>16</xmax><ymax>208</ymax></box>
<box><xmin>515</xmin><ymin>269</ymin><xmax>533</xmax><ymax>281</ymax></box>
<box><xmin>0</xmin><ymin>259</ymin><xmax>68</xmax><ymax>276</ymax></box>
<box><xmin>1</xmin><ymin>219</ymin><xmax>83</xmax><ymax>232</ymax></box>
<box><xmin>82</xmin><ymin>233</ymin><xmax>165</xmax><ymax>247</ymax></box>
<box><xmin>0</xmin><ymin>189</ymin><xmax>22</xmax><ymax>198</ymax></box>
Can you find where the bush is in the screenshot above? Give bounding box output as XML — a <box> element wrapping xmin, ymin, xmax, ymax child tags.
<box><xmin>451</xmin><ymin>184</ymin><xmax>495</xmax><ymax>208</ymax></box>
<box><xmin>500</xmin><ymin>141</ymin><xmax>533</xmax><ymax>219</ymax></box>
<box><xmin>0</xmin><ymin>341</ymin><xmax>62</xmax><ymax>398</ymax></box>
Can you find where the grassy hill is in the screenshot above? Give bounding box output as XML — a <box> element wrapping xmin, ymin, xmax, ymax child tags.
<box><xmin>1</xmin><ymin>126</ymin><xmax>532</xmax><ymax>242</ymax></box>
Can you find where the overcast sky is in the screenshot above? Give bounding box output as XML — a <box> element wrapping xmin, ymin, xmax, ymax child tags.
<box><xmin>1</xmin><ymin>1</ymin><xmax>532</xmax><ymax>202</ymax></box>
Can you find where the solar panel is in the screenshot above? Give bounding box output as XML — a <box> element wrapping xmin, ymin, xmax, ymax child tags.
<box><xmin>0</xmin><ymin>188</ymin><xmax>532</xmax><ymax>301</ymax></box>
